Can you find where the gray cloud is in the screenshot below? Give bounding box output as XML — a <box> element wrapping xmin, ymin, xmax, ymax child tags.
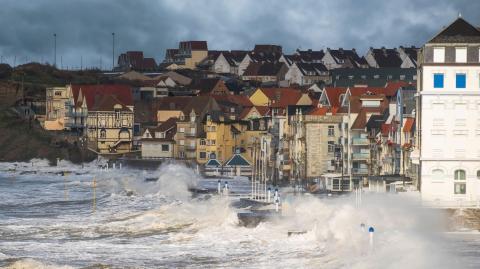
<box><xmin>0</xmin><ymin>0</ymin><xmax>477</xmax><ymax>69</ymax></box>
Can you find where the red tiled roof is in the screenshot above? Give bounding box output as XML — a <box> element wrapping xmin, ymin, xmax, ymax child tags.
<box><xmin>180</xmin><ymin>41</ymin><xmax>208</xmax><ymax>51</ymax></box>
<box><xmin>381</xmin><ymin>123</ymin><xmax>397</xmax><ymax>137</ymax></box>
<box><xmin>213</xmin><ymin>94</ymin><xmax>253</xmax><ymax>107</ymax></box>
<box><xmin>239</xmin><ymin>106</ymin><xmax>270</xmax><ymax>120</ymax></box>
<box><xmin>324</xmin><ymin>87</ymin><xmax>347</xmax><ymax>108</ymax></box>
<box><xmin>349</xmin><ymin>86</ymin><xmax>397</xmax><ymax>98</ymax></box>
<box><xmin>260</xmin><ymin>88</ymin><xmax>307</xmax><ymax>108</ymax></box>
<box><xmin>91</xmin><ymin>94</ymin><xmax>131</xmax><ymax>112</ymax></box>
<box><xmin>142</xmin><ymin>58</ymin><xmax>157</xmax><ymax>69</ymax></box>
<box><xmin>74</xmin><ymin>84</ymin><xmax>133</xmax><ymax>110</ymax></box>
<box><xmin>403</xmin><ymin>117</ymin><xmax>415</xmax><ymax>133</ymax></box>
<box><xmin>308</xmin><ymin>107</ymin><xmax>329</xmax><ymax>116</ymax></box>
<box><xmin>351</xmin><ymin>109</ymin><xmax>367</xmax><ymax>130</ymax></box>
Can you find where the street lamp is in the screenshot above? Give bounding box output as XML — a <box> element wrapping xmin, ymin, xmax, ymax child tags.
<box><xmin>53</xmin><ymin>33</ymin><xmax>57</xmax><ymax>68</ymax></box>
<box><xmin>112</xmin><ymin>32</ymin><xmax>115</xmax><ymax>71</ymax></box>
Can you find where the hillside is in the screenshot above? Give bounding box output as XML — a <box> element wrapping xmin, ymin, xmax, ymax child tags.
<box><xmin>0</xmin><ymin>108</ymin><xmax>96</xmax><ymax>164</ymax></box>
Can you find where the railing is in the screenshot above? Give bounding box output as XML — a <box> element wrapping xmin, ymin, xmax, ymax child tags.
<box><xmin>65</xmin><ymin>111</ymin><xmax>88</xmax><ymax>117</ymax></box>
<box><xmin>352</xmin><ymin>137</ymin><xmax>369</xmax><ymax>146</ymax></box>
<box><xmin>352</xmin><ymin>152</ymin><xmax>370</xmax><ymax>160</ymax></box>
<box><xmin>185</xmin><ymin>144</ymin><xmax>196</xmax><ymax>150</ymax></box>
<box><xmin>352</xmin><ymin>168</ymin><xmax>369</xmax><ymax>174</ymax></box>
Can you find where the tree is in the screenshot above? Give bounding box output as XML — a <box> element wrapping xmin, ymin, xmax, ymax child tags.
<box><xmin>0</xmin><ymin>64</ymin><xmax>12</xmax><ymax>79</ymax></box>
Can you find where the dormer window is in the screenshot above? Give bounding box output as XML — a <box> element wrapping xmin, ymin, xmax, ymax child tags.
<box><xmin>361</xmin><ymin>99</ymin><xmax>381</xmax><ymax>107</ymax></box>
<box><xmin>455</xmin><ymin>47</ymin><xmax>467</xmax><ymax>63</ymax></box>
<box><xmin>433</xmin><ymin>47</ymin><xmax>445</xmax><ymax>63</ymax></box>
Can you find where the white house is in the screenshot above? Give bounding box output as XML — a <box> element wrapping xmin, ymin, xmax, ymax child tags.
<box><xmin>418</xmin><ymin>17</ymin><xmax>480</xmax><ymax>205</ymax></box>
<box><xmin>213</xmin><ymin>53</ymin><xmax>232</xmax><ymax>74</ymax></box>
<box><xmin>322</xmin><ymin>48</ymin><xmax>369</xmax><ymax>70</ymax></box>
<box><xmin>141</xmin><ymin>118</ymin><xmax>177</xmax><ymax>159</ymax></box>
<box><xmin>285</xmin><ymin>62</ymin><xmax>330</xmax><ymax>86</ymax></box>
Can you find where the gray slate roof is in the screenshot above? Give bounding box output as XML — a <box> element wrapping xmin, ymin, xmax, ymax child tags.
<box><xmin>428</xmin><ymin>17</ymin><xmax>480</xmax><ymax>43</ymax></box>
<box><xmin>225</xmin><ymin>154</ymin><xmax>250</xmax><ymax>166</ymax></box>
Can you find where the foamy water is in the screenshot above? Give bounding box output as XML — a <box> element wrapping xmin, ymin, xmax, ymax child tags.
<box><xmin>0</xmin><ymin>160</ymin><xmax>479</xmax><ymax>269</ymax></box>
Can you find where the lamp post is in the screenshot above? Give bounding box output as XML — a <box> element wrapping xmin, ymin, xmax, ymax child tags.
<box><xmin>112</xmin><ymin>32</ymin><xmax>115</xmax><ymax>71</ymax></box>
<box><xmin>53</xmin><ymin>33</ymin><xmax>57</xmax><ymax>68</ymax></box>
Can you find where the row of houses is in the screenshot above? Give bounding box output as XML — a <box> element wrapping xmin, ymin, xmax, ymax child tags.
<box><xmin>116</xmin><ymin>42</ymin><xmax>418</xmax><ymax>87</ymax></box>
<box><xmin>43</xmin><ymin>75</ymin><xmax>418</xmax><ymax>185</ymax></box>
<box><xmin>41</xmin><ymin>15</ymin><xmax>480</xmax><ymax>206</ymax></box>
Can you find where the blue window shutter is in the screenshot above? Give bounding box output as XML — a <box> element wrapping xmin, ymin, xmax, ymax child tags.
<box><xmin>434</xmin><ymin>73</ymin><xmax>444</xmax><ymax>88</ymax></box>
<box><xmin>456</xmin><ymin>74</ymin><xmax>466</xmax><ymax>88</ymax></box>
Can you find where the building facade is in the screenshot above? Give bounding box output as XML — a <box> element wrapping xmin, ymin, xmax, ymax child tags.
<box><xmin>86</xmin><ymin>95</ymin><xmax>134</xmax><ymax>154</ymax></box>
<box><xmin>418</xmin><ymin>17</ymin><xmax>480</xmax><ymax>204</ymax></box>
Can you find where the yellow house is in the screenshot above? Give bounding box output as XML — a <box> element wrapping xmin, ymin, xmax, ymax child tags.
<box><xmin>86</xmin><ymin>95</ymin><xmax>134</xmax><ymax>154</ymax></box>
<box><xmin>249</xmin><ymin>88</ymin><xmax>270</xmax><ymax>106</ymax></box>
<box><xmin>165</xmin><ymin>41</ymin><xmax>208</xmax><ymax>70</ymax></box>
<box><xmin>240</xmin><ymin>118</ymin><xmax>269</xmax><ymax>163</ymax></box>
<box><xmin>197</xmin><ymin>112</ymin><xmax>245</xmax><ymax>165</ymax></box>
<box><xmin>44</xmin><ymin>86</ymin><xmax>70</xmax><ymax>130</ymax></box>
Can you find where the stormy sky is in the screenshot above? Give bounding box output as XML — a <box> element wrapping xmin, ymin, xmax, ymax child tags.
<box><xmin>0</xmin><ymin>0</ymin><xmax>478</xmax><ymax>70</ymax></box>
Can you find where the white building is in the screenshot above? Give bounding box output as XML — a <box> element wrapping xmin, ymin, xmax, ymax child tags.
<box><xmin>418</xmin><ymin>17</ymin><xmax>480</xmax><ymax>205</ymax></box>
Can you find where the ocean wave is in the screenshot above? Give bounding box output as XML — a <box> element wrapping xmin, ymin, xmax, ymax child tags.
<box><xmin>1</xmin><ymin>258</ymin><xmax>75</xmax><ymax>269</ymax></box>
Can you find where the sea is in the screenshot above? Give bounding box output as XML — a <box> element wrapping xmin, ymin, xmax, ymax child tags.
<box><xmin>0</xmin><ymin>159</ymin><xmax>479</xmax><ymax>269</ymax></box>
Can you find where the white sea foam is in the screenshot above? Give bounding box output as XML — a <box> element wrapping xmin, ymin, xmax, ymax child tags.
<box><xmin>1</xmin><ymin>258</ymin><xmax>75</xmax><ymax>269</ymax></box>
<box><xmin>0</xmin><ymin>159</ymin><xmax>477</xmax><ymax>268</ymax></box>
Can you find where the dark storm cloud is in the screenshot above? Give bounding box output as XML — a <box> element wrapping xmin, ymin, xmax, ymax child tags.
<box><xmin>0</xmin><ymin>0</ymin><xmax>478</xmax><ymax>69</ymax></box>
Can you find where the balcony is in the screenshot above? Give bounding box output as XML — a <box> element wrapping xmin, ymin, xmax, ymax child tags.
<box><xmin>352</xmin><ymin>137</ymin><xmax>369</xmax><ymax>146</ymax></box>
<box><xmin>382</xmin><ymin>156</ymin><xmax>395</xmax><ymax>163</ymax></box>
<box><xmin>352</xmin><ymin>152</ymin><xmax>370</xmax><ymax>160</ymax></box>
<box><xmin>185</xmin><ymin>144</ymin><xmax>196</xmax><ymax>151</ymax></box>
<box><xmin>352</xmin><ymin>168</ymin><xmax>369</xmax><ymax>175</ymax></box>
<box><xmin>65</xmin><ymin>111</ymin><xmax>88</xmax><ymax>118</ymax></box>
<box><xmin>184</xmin><ymin>132</ymin><xmax>196</xmax><ymax>137</ymax></box>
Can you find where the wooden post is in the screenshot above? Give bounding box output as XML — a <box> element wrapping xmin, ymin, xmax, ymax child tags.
<box><xmin>64</xmin><ymin>174</ymin><xmax>68</xmax><ymax>201</ymax></box>
<box><xmin>92</xmin><ymin>177</ymin><xmax>96</xmax><ymax>213</ymax></box>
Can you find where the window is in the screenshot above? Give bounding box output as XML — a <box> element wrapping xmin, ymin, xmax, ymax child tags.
<box><xmin>211</xmin><ymin>140</ymin><xmax>216</xmax><ymax>146</ymax></box>
<box><xmin>477</xmin><ymin>170</ymin><xmax>480</xmax><ymax>179</ymax></box>
<box><xmin>456</xmin><ymin>73</ymin><xmax>466</xmax><ymax>88</ymax></box>
<box><xmin>179</xmin><ymin>140</ymin><xmax>184</xmax><ymax>146</ymax></box>
<box><xmin>454</xmin><ymin>169</ymin><xmax>466</xmax><ymax>195</ymax></box>
<box><xmin>455</xmin><ymin>47</ymin><xmax>467</xmax><ymax>63</ymax></box>
<box><xmin>433</xmin><ymin>118</ymin><xmax>444</xmax><ymax>127</ymax></box>
<box><xmin>433</xmin><ymin>47</ymin><xmax>445</xmax><ymax>63</ymax></box>
<box><xmin>328</xmin><ymin>141</ymin><xmax>335</xmax><ymax>153</ymax></box>
<box><xmin>434</xmin><ymin>73</ymin><xmax>444</xmax><ymax>88</ymax></box>
<box><xmin>100</xmin><ymin>129</ymin><xmax>106</xmax><ymax>139</ymax></box>
<box><xmin>200</xmin><ymin>139</ymin><xmax>206</xmax><ymax>146</ymax></box>
<box><xmin>328</xmin><ymin>126</ymin><xmax>335</xmax><ymax>136</ymax></box>
<box><xmin>179</xmin><ymin>127</ymin><xmax>185</xmax><ymax>133</ymax></box>
<box><xmin>199</xmin><ymin>152</ymin><xmax>207</xmax><ymax>159</ymax></box>
<box><xmin>362</xmin><ymin>100</ymin><xmax>381</xmax><ymax>107</ymax></box>
<box><xmin>432</xmin><ymin>169</ymin><xmax>444</xmax><ymax>181</ymax></box>
<box><xmin>161</xmin><ymin>144</ymin><xmax>169</xmax><ymax>152</ymax></box>
<box><xmin>455</xmin><ymin>169</ymin><xmax>466</xmax><ymax>180</ymax></box>
<box><xmin>190</xmin><ymin>127</ymin><xmax>196</xmax><ymax>134</ymax></box>
<box><xmin>179</xmin><ymin>151</ymin><xmax>185</xmax><ymax>158</ymax></box>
